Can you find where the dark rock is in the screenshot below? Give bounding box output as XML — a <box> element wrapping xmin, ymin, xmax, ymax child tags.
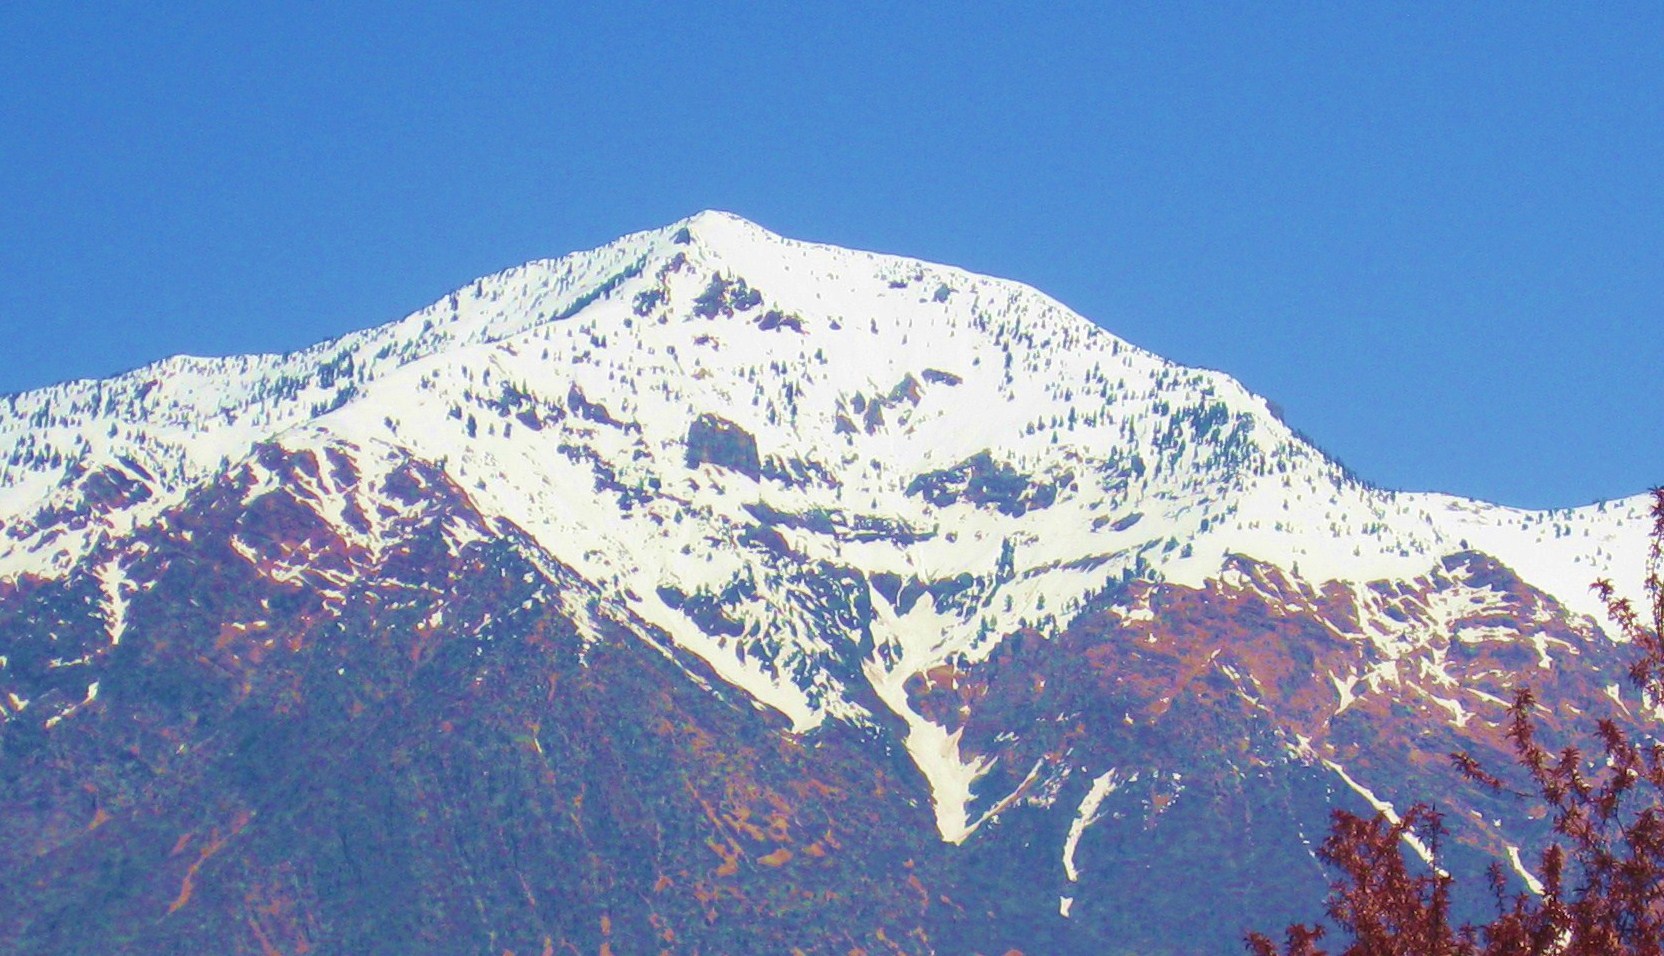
<box><xmin>566</xmin><ymin>385</ymin><xmax>626</xmax><ymax>429</ymax></box>
<box><xmin>755</xmin><ymin>309</ymin><xmax>804</xmax><ymax>333</ymax></box>
<box><xmin>921</xmin><ymin>368</ymin><xmax>962</xmax><ymax>387</ymax></box>
<box><xmin>905</xmin><ymin>451</ymin><xmax>1059</xmax><ymax>517</ymax></box>
<box><xmin>684</xmin><ymin>414</ymin><xmax>761</xmax><ymax>479</ymax></box>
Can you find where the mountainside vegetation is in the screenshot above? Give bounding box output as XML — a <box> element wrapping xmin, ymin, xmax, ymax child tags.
<box><xmin>1250</xmin><ymin>488</ymin><xmax>1664</xmax><ymax>955</ymax></box>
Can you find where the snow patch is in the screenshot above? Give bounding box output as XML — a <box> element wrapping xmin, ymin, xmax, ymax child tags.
<box><xmin>95</xmin><ymin>559</ymin><xmax>131</xmax><ymax>646</ymax></box>
<box><xmin>1063</xmin><ymin>768</ymin><xmax>1128</xmax><ymax>882</ymax></box>
<box><xmin>1324</xmin><ymin>758</ymin><xmax>1444</xmax><ymax>874</ymax></box>
<box><xmin>865</xmin><ymin>595</ymin><xmax>996</xmax><ymax>843</ymax></box>
<box><xmin>1507</xmin><ymin>845</ymin><xmax>1544</xmax><ymax>895</ymax></box>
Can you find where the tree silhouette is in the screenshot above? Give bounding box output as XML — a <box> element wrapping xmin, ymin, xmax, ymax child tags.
<box><xmin>1249</xmin><ymin>488</ymin><xmax>1664</xmax><ymax>956</ymax></box>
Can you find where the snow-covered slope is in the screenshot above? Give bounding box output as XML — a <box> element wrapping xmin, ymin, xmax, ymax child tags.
<box><xmin>0</xmin><ymin>211</ymin><xmax>1651</xmax><ymax>847</ymax></box>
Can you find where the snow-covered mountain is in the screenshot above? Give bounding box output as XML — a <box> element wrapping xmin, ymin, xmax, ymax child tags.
<box><xmin>0</xmin><ymin>212</ymin><xmax>1652</xmax><ymax>954</ymax></box>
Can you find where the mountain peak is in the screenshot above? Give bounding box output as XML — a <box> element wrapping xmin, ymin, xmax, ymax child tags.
<box><xmin>0</xmin><ymin>213</ymin><xmax>1655</xmax><ymax>954</ymax></box>
<box><xmin>643</xmin><ymin>209</ymin><xmax>777</xmax><ymax>258</ymax></box>
<box><xmin>679</xmin><ymin>208</ymin><xmax>763</xmax><ymax>230</ymax></box>
<box><xmin>0</xmin><ymin>215</ymin><xmax>1646</xmax><ymax>621</ymax></box>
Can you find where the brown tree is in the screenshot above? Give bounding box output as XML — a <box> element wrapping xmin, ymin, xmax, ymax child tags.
<box><xmin>1249</xmin><ymin>488</ymin><xmax>1664</xmax><ymax>956</ymax></box>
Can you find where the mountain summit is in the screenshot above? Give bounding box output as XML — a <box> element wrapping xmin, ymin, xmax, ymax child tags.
<box><xmin>0</xmin><ymin>213</ymin><xmax>1651</xmax><ymax>953</ymax></box>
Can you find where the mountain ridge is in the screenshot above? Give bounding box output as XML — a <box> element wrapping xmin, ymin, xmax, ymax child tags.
<box><xmin>0</xmin><ymin>212</ymin><xmax>1653</xmax><ymax>953</ymax></box>
<box><xmin>1</xmin><ymin>211</ymin><xmax>1643</xmax><ymax>616</ymax></box>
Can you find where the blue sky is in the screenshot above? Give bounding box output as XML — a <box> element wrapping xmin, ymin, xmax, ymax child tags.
<box><xmin>1</xmin><ymin>2</ymin><xmax>1659</xmax><ymax>509</ymax></box>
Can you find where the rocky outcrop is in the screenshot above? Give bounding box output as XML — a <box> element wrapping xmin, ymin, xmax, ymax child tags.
<box><xmin>684</xmin><ymin>414</ymin><xmax>761</xmax><ymax>479</ymax></box>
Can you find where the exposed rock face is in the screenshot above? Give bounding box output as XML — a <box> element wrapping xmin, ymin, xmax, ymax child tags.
<box><xmin>684</xmin><ymin>413</ymin><xmax>761</xmax><ymax>479</ymax></box>
<box><xmin>0</xmin><ymin>212</ymin><xmax>1652</xmax><ymax>954</ymax></box>
<box><xmin>905</xmin><ymin>450</ymin><xmax>1063</xmax><ymax>517</ymax></box>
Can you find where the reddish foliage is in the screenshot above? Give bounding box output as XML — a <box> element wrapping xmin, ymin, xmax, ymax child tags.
<box><xmin>1249</xmin><ymin>488</ymin><xmax>1664</xmax><ymax>955</ymax></box>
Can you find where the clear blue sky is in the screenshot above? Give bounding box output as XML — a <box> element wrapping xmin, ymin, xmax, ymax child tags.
<box><xmin>2</xmin><ymin>2</ymin><xmax>1659</xmax><ymax>509</ymax></box>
